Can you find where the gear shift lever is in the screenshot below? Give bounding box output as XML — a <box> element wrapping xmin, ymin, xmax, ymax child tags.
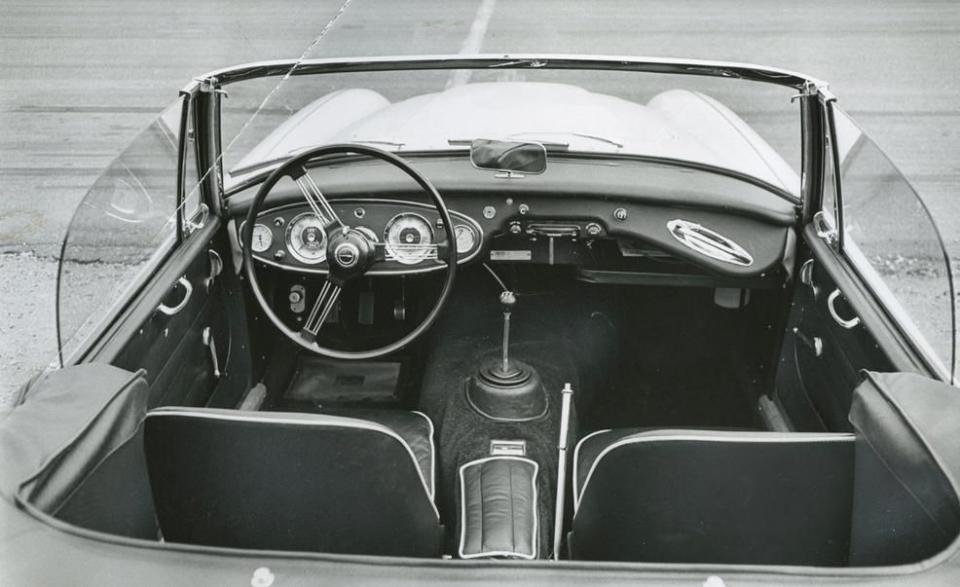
<box><xmin>466</xmin><ymin>287</ymin><xmax>546</xmax><ymax>421</ymax></box>
<box><xmin>498</xmin><ymin>291</ymin><xmax>516</xmax><ymax>376</ymax></box>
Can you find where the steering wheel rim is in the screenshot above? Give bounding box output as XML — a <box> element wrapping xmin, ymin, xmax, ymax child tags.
<box><xmin>242</xmin><ymin>143</ymin><xmax>457</xmax><ymax>360</ymax></box>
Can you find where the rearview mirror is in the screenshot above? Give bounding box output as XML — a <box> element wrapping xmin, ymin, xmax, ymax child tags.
<box><xmin>470</xmin><ymin>139</ymin><xmax>547</xmax><ymax>175</ymax></box>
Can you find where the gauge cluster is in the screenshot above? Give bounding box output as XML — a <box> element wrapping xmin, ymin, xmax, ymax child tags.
<box><xmin>242</xmin><ymin>199</ymin><xmax>483</xmax><ymax>275</ymax></box>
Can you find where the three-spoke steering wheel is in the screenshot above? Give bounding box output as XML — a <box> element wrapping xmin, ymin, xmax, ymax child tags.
<box><xmin>241</xmin><ymin>144</ymin><xmax>457</xmax><ymax>360</ymax></box>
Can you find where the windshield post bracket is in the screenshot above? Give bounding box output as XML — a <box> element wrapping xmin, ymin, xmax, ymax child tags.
<box><xmin>196</xmin><ymin>76</ymin><xmax>228</xmax><ymax>97</ymax></box>
<box><xmin>791</xmin><ymin>79</ymin><xmax>828</xmax><ymax>103</ymax></box>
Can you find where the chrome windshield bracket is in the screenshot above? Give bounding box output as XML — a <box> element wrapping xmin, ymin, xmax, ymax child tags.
<box><xmin>196</xmin><ymin>76</ymin><xmax>228</xmax><ymax>97</ymax></box>
<box><xmin>812</xmin><ymin>211</ymin><xmax>839</xmax><ymax>248</ymax></box>
<box><xmin>792</xmin><ymin>79</ymin><xmax>830</xmax><ymax>103</ymax></box>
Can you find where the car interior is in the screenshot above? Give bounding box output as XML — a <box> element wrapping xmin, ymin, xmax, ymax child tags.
<box><xmin>6</xmin><ymin>60</ymin><xmax>960</xmax><ymax>577</ymax></box>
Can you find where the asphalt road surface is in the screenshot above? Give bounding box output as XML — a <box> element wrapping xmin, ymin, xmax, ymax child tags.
<box><xmin>1</xmin><ymin>0</ymin><xmax>959</xmax><ymax>404</ymax></box>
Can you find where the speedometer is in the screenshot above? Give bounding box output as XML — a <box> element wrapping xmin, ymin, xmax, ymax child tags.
<box><xmin>285</xmin><ymin>213</ymin><xmax>327</xmax><ymax>264</ymax></box>
<box><xmin>384</xmin><ymin>213</ymin><xmax>434</xmax><ymax>265</ymax></box>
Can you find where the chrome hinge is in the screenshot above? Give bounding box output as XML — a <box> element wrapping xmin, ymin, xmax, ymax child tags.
<box><xmin>196</xmin><ymin>76</ymin><xmax>228</xmax><ymax>97</ymax></box>
<box><xmin>792</xmin><ymin>79</ymin><xmax>832</xmax><ymax>103</ymax></box>
<box><xmin>184</xmin><ymin>203</ymin><xmax>209</xmax><ymax>235</ymax></box>
<box><xmin>812</xmin><ymin>210</ymin><xmax>838</xmax><ymax>247</ymax></box>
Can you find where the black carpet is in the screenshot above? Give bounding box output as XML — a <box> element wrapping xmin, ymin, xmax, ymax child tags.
<box><xmin>418</xmin><ymin>334</ymin><xmax>578</xmax><ymax>558</ymax></box>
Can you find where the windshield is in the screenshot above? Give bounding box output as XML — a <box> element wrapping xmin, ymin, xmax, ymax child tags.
<box><xmin>218</xmin><ymin>65</ymin><xmax>802</xmax><ymax>196</ymax></box>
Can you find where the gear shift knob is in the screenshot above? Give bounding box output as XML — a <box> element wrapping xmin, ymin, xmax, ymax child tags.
<box><xmin>499</xmin><ymin>290</ymin><xmax>516</xmax><ymax>309</ymax></box>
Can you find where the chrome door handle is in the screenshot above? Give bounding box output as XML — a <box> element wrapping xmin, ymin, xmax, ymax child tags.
<box><xmin>799</xmin><ymin>259</ymin><xmax>819</xmax><ymax>298</ymax></box>
<box><xmin>204</xmin><ymin>249</ymin><xmax>223</xmax><ymax>292</ymax></box>
<box><xmin>827</xmin><ymin>289</ymin><xmax>860</xmax><ymax>329</ymax></box>
<box><xmin>793</xmin><ymin>327</ymin><xmax>824</xmax><ymax>357</ymax></box>
<box><xmin>157</xmin><ymin>276</ymin><xmax>193</xmax><ymax>316</ymax></box>
<box><xmin>202</xmin><ymin>326</ymin><xmax>221</xmax><ymax>378</ymax></box>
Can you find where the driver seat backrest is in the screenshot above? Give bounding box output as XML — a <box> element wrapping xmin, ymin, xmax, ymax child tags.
<box><xmin>144</xmin><ymin>407</ymin><xmax>441</xmax><ymax>557</ymax></box>
<box><xmin>569</xmin><ymin>428</ymin><xmax>856</xmax><ymax>565</ymax></box>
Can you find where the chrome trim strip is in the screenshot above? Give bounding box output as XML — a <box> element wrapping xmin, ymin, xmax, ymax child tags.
<box><xmin>571</xmin><ymin>428</ymin><xmax>610</xmax><ymax>510</ymax></box>
<box><xmin>196</xmin><ymin>54</ymin><xmax>824</xmax><ymax>91</ymax></box>
<box><xmin>410</xmin><ymin>410</ymin><xmax>436</xmax><ymax>500</ymax></box>
<box><xmin>574</xmin><ymin>432</ymin><xmax>855</xmax><ymax>514</ymax></box>
<box><xmin>457</xmin><ymin>455</ymin><xmax>539</xmax><ymax>560</ymax></box>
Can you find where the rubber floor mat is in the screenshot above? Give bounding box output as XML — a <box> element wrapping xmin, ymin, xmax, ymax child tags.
<box><xmin>283</xmin><ymin>357</ymin><xmax>401</xmax><ymax>406</ymax></box>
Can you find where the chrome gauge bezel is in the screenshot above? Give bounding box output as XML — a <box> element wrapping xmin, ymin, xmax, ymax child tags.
<box><xmin>247</xmin><ymin>199</ymin><xmax>484</xmax><ymax>275</ymax></box>
<box><xmin>285</xmin><ymin>212</ymin><xmax>328</xmax><ymax>265</ymax></box>
<box><xmin>454</xmin><ymin>224</ymin><xmax>478</xmax><ymax>255</ymax></box>
<box><xmin>383</xmin><ymin>212</ymin><xmax>435</xmax><ymax>266</ymax></box>
<box><xmin>250</xmin><ymin>223</ymin><xmax>273</xmax><ymax>253</ymax></box>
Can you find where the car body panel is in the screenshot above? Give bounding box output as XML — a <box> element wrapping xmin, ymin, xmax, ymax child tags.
<box><xmin>2</xmin><ymin>53</ymin><xmax>958</xmax><ymax>586</ymax></box>
<box><xmin>232</xmin><ymin>82</ymin><xmax>799</xmax><ymax>194</ymax></box>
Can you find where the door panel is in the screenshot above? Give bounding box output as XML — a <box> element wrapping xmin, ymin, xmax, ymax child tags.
<box><xmin>776</xmin><ymin>233</ymin><xmax>897</xmax><ymax>431</ymax></box>
<box><xmin>105</xmin><ymin>225</ymin><xmax>251</xmax><ymax>409</ymax></box>
<box><xmin>775</xmin><ymin>101</ymin><xmax>954</xmax><ymax>431</ymax></box>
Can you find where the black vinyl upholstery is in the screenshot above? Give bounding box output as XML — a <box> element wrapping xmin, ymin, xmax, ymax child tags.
<box><xmin>144</xmin><ymin>407</ymin><xmax>441</xmax><ymax>557</ymax></box>
<box><xmin>570</xmin><ymin>429</ymin><xmax>855</xmax><ymax>565</ymax></box>
<box><xmin>848</xmin><ymin>372</ymin><xmax>960</xmax><ymax>565</ymax></box>
<box><xmin>458</xmin><ymin>456</ymin><xmax>539</xmax><ymax>559</ymax></box>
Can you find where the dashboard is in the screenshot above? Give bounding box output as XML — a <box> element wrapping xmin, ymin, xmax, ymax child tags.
<box><xmin>230</xmin><ymin>157</ymin><xmax>797</xmax><ymax>285</ymax></box>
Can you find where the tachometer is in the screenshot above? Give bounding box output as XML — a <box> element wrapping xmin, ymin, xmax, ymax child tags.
<box><xmin>384</xmin><ymin>213</ymin><xmax>434</xmax><ymax>265</ymax></box>
<box><xmin>285</xmin><ymin>213</ymin><xmax>327</xmax><ymax>264</ymax></box>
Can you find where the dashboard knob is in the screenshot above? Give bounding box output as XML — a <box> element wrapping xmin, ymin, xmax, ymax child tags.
<box><xmin>509</xmin><ymin>221</ymin><xmax>522</xmax><ymax>235</ymax></box>
<box><xmin>586</xmin><ymin>222</ymin><xmax>602</xmax><ymax>237</ymax></box>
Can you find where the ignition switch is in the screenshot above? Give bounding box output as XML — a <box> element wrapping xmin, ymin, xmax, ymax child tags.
<box><xmin>289</xmin><ymin>284</ymin><xmax>306</xmax><ymax>313</ymax></box>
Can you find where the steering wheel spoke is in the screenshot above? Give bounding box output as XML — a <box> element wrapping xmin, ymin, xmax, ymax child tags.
<box><xmin>244</xmin><ymin>143</ymin><xmax>456</xmax><ymax>360</ymax></box>
<box><xmin>300</xmin><ymin>279</ymin><xmax>341</xmax><ymax>343</ymax></box>
<box><xmin>291</xmin><ymin>165</ymin><xmax>343</xmax><ymax>228</ymax></box>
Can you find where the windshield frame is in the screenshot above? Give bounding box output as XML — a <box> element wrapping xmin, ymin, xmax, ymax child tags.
<box><xmin>192</xmin><ymin>54</ymin><xmax>826</xmax><ymax>206</ymax></box>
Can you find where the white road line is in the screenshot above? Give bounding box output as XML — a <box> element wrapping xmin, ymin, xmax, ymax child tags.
<box><xmin>446</xmin><ymin>0</ymin><xmax>497</xmax><ymax>89</ymax></box>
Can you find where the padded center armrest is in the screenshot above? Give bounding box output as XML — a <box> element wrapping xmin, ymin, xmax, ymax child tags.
<box><xmin>458</xmin><ymin>456</ymin><xmax>539</xmax><ymax>559</ymax></box>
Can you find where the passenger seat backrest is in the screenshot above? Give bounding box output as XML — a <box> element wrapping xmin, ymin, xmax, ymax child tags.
<box><xmin>144</xmin><ymin>407</ymin><xmax>441</xmax><ymax>557</ymax></box>
<box><xmin>569</xmin><ymin>429</ymin><xmax>855</xmax><ymax>565</ymax></box>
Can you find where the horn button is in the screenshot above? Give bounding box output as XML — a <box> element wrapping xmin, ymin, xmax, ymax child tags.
<box><xmin>326</xmin><ymin>228</ymin><xmax>374</xmax><ymax>283</ymax></box>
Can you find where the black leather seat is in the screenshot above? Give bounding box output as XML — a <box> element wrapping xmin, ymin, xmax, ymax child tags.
<box><xmin>569</xmin><ymin>428</ymin><xmax>856</xmax><ymax>565</ymax></box>
<box><xmin>144</xmin><ymin>407</ymin><xmax>441</xmax><ymax>557</ymax></box>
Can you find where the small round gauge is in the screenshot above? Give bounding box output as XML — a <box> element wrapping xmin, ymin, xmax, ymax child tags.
<box><xmin>384</xmin><ymin>213</ymin><xmax>434</xmax><ymax>265</ymax></box>
<box><xmin>285</xmin><ymin>213</ymin><xmax>327</xmax><ymax>264</ymax></box>
<box><xmin>251</xmin><ymin>224</ymin><xmax>273</xmax><ymax>253</ymax></box>
<box><xmin>454</xmin><ymin>224</ymin><xmax>477</xmax><ymax>255</ymax></box>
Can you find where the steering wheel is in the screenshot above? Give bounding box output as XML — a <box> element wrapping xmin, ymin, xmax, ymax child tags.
<box><xmin>242</xmin><ymin>143</ymin><xmax>457</xmax><ymax>360</ymax></box>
